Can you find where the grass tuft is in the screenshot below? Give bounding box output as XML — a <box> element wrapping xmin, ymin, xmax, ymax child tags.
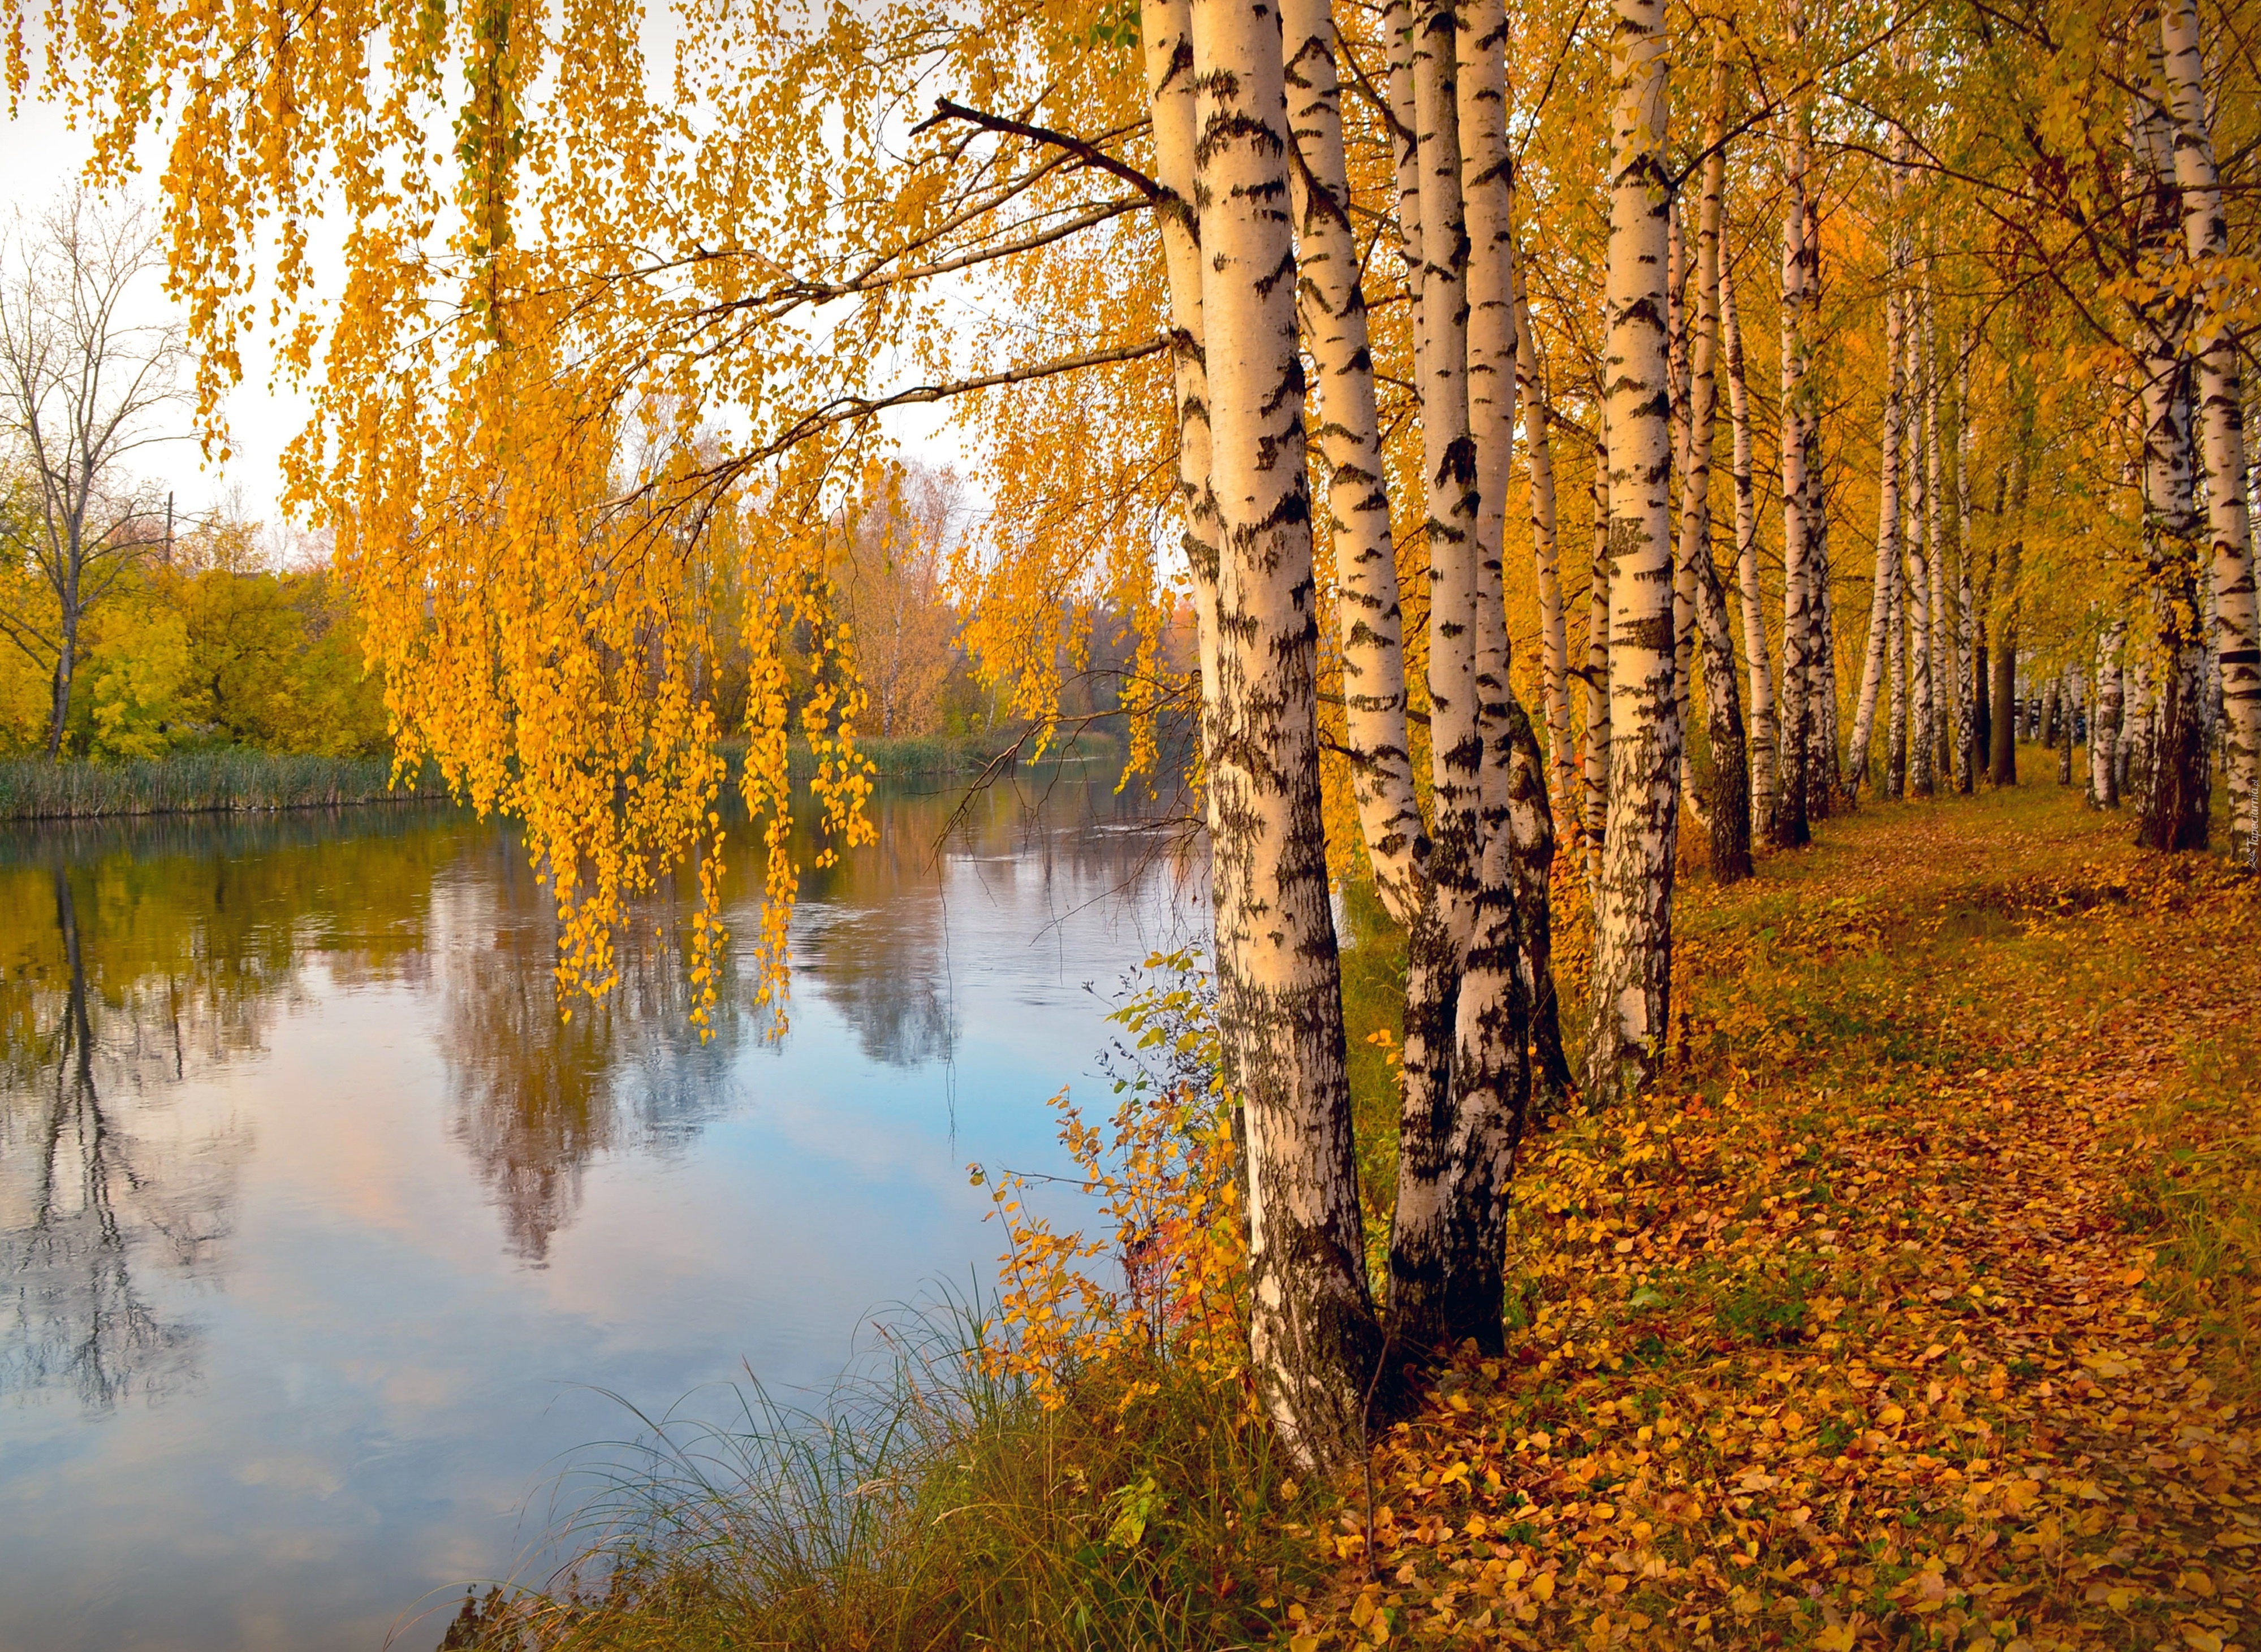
<box><xmin>439</xmin><ymin>1296</ymin><xmax>1317</xmax><ymax>1652</ymax></box>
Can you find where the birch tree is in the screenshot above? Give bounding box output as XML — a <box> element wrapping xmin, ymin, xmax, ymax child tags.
<box><xmin>1775</xmin><ymin>105</ymin><xmax>1816</xmax><ymax>847</ymax></box>
<box><xmin>1954</xmin><ymin>339</ymin><xmax>1978</xmax><ymax>794</ymax></box>
<box><xmin>2160</xmin><ymin>0</ymin><xmax>2260</xmax><ymax>866</ymax></box>
<box><xmin>1584</xmin><ymin>464</ymin><xmax>1613</xmax><ymax>886</ymax></box>
<box><xmin>1517</xmin><ymin>262</ymin><xmax>1576</xmax><ymax>829</ymax></box>
<box><xmin>1923</xmin><ymin>283</ymin><xmax>1952</xmax><ymax>791</ymax></box>
<box><xmin>1720</xmin><ymin>256</ymin><xmax>1778</xmax><ymax>829</ymax></box>
<box><xmin>1903</xmin><ymin>300</ymin><xmax>1936</xmax><ymax>799</ymax></box>
<box><xmin>2126</xmin><ymin>70</ymin><xmax>2211</xmax><ymax>851</ymax></box>
<box><xmin>1587</xmin><ymin>0</ymin><xmax>1676</xmax><ymax>1104</ymax></box>
<box><xmin>1188</xmin><ymin>0</ymin><xmax>1382</xmax><ymax>1467</ymax></box>
<box><xmin>1848</xmin><ymin>285</ymin><xmax>1908</xmax><ymax>795</ymax></box>
<box><xmin>1678</xmin><ymin>51</ymin><xmax>1751</xmax><ymax>883</ymax></box>
<box><xmin>2092</xmin><ymin>622</ymin><xmax>2124</xmax><ymax>807</ymax></box>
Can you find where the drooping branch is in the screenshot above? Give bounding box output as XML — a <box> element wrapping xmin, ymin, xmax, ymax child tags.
<box><xmin>913</xmin><ymin>98</ymin><xmax>1166</xmax><ymax>204</ymax></box>
<box><xmin>616</xmin><ymin>335</ymin><xmax>1172</xmax><ymax>518</ymax></box>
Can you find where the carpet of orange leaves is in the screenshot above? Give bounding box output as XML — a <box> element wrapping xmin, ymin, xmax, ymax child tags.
<box><xmin>1284</xmin><ymin>784</ymin><xmax>2259</xmax><ymax>1651</ymax></box>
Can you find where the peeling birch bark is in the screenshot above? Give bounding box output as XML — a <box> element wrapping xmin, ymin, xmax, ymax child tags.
<box><xmin>1774</xmin><ymin>128</ymin><xmax>1814</xmax><ymax>847</ymax></box>
<box><xmin>1187</xmin><ymin>0</ymin><xmax>1380</xmax><ymax>1469</ymax></box>
<box><xmin>1902</xmin><ymin>302</ymin><xmax>1936</xmax><ymax>801</ymax></box>
<box><xmin>1678</xmin><ymin>60</ymin><xmax>1750</xmax><ymax>881</ymax></box>
<box><xmin>1954</xmin><ymin>335</ymin><xmax>1979</xmax><ymax>795</ymax></box>
<box><xmin>1720</xmin><ymin>256</ymin><xmax>1777</xmax><ymax>829</ymax></box>
<box><xmin>1923</xmin><ymin>282</ymin><xmax>1953</xmax><ymax>793</ymax></box>
<box><xmin>1281</xmin><ymin>0</ymin><xmax>1426</xmax><ymax>922</ymax></box>
<box><xmin>2092</xmin><ymin>622</ymin><xmax>2124</xmax><ymax>808</ymax></box>
<box><xmin>1141</xmin><ymin>0</ymin><xmax>1223</xmax><ymax>793</ymax></box>
<box><xmin>2128</xmin><ymin>69</ymin><xmax>2212</xmax><ymax>851</ymax></box>
<box><xmin>1802</xmin><ymin>188</ymin><xmax>1837</xmax><ymax>816</ymax></box>
<box><xmin>1583</xmin><ymin>460</ymin><xmax>1612</xmax><ymax>891</ymax></box>
<box><xmin>1668</xmin><ymin>202</ymin><xmax>1697</xmax><ymax>818</ymax></box>
<box><xmin>1518</xmin><ymin>259</ymin><xmax>1576</xmax><ymax>826</ymax></box>
<box><xmin>2161</xmin><ymin>0</ymin><xmax>2260</xmax><ymax>865</ymax></box>
<box><xmin>1849</xmin><ymin>286</ymin><xmax>1906</xmax><ymax>797</ymax></box>
<box><xmin>1586</xmin><ymin>0</ymin><xmax>1676</xmax><ymax>1105</ymax></box>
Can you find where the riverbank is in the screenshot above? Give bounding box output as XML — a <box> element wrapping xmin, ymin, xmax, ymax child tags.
<box><xmin>0</xmin><ymin>729</ymin><xmax>1128</xmax><ymax>823</ymax></box>
<box><xmin>771</xmin><ymin>725</ymin><xmax>1121</xmax><ymax>783</ymax></box>
<box><xmin>0</xmin><ymin>751</ymin><xmax>448</xmax><ymax>821</ymax></box>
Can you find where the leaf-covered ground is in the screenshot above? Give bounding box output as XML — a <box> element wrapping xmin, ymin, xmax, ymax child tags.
<box><xmin>1285</xmin><ymin>782</ymin><xmax>2259</xmax><ymax>1652</ymax></box>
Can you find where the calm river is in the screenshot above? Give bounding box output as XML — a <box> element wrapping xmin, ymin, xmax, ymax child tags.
<box><xmin>0</xmin><ymin>766</ymin><xmax>1201</xmax><ymax>1651</ymax></box>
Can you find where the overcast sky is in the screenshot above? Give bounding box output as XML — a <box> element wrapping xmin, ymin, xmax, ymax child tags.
<box><xmin>7</xmin><ymin>101</ymin><xmax>313</xmax><ymax>530</ymax></box>
<box><xmin>6</xmin><ymin>96</ymin><xmax>983</xmax><ymax>550</ymax></box>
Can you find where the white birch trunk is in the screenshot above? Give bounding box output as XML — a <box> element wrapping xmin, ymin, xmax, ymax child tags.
<box><xmin>1386</xmin><ymin>0</ymin><xmax>1524</xmax><ymax>1356</ymax></box>
<box><xmin>1848</xmin><ymin>286</ymin><xmax>1906</xmax><ymax>794</ymax></box>
<box><xmin>1888</xmin><ymin>518</ymin><xmax>1908</xmax><ymax>798</ymax></box>
<box><xmin>2092</xmin><ymin>622</ymin><xmax>2124</xmax><ymax>808</ymax></box>
<box><xmin>1801</xmin><ymin>186</ymin><xmax>1837</xmax><ymax>815</ymax></box>
<box><xmin>2125</xmin><ymin>646</ymin><xmax>2152</xmax><ymax>797</ymax></box>
<box><xmin>1587</xmin><ymin>0</ymin><xmax>1676</xmax><ymax>1104</ymax></box>
<box><xmin>1668</xmin><ymin>202</ymin><xmax>1697</xmax><ymax>816</ymax></box>
<box><xmin>1517</xmin><ymin>257</ymin><xmax>1576</xmax><ymax>821</ymax></box>
<box><xmin>1141</xmin><ymin>0</ymin><xmax>1223</xmax><ymax>779</ymax></box>
<box><xmin>1774</xmin><ymin>146</ymin><xmax>1814</xmax><ymax>846</ymax></box>
<box><xmin>1679</xmin><ymin>61</ymin><xmax>1750</xmax><ymax>880</ymax></box>
<box><xmin>1384</xmin><ymin>0</ymin><xmax>1426</xmax><ymax>345</ymax></box>
<box><xmin>1902</xmin><ymin>305</ymin><xmax>1935</xmax><ymax>798</ymax></box>
<box><xmin>1281</xmin><ymin>0</ymin><xmax>1426</xmax><ymax>919</ymax></box>
<box><xmin>1408</xmin><ymin>0</ymin><xmax>1531</xmax><ymax>1354</ymax></box>
<box><xmin>1720</xmin><ymin>254</ymin><xmax>1777</xmax><ymax>828</ymax></box>
<box><xmin>2129</xmin><ymin>75</ymin><xmax>2213</xmax><ymax>849</ymax></box>
<box><xmin>1460</xmin><ymin>0</ymin><xmax>1556</xmax><ymax>1112</ymax></box>
<box><xmin>1281</xmin><ymin>0</ymin><xmax>1458</xmax><ymax>1275</ymax></box>
<box><xmin>1186</xmin><ymin>0</ymin><xmax>1378</xmax><ymax>1468</ymax></box>
<box><xmin>1583</xmin><ymin>460</ymin><xmax>1612</xmax><ymax>888</ymax></box>
<box><xmin>1954</xmin><ymin>335</ymin><xmax>1979</xmax><ymax>794</ymax></box>
<box><xmin>1924</xmin><ymin>281</ymin><xmax>1952</xmax><ymax>788</ymax></box>
<box><xmin>2162</xmin><ymin>0</ymin><xmax>2260</xmax><ymax>864</ymax></box>
<box><xmin>1990</xmin><ymin>440</ymin><xmax>2025</xmax><ymax>784</ymax></box>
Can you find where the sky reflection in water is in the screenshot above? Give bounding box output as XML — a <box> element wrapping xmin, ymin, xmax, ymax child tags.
<box><xmin>0</xmin><ymin>768</ymin><xmax>1199</xmax><ymax>1651</ymax></box>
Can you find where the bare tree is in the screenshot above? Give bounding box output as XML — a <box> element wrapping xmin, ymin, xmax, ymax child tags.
<box><xmin>0</xmin><ymin>198</ymin><xmax>187</xmax><ymax>757</ymax></box>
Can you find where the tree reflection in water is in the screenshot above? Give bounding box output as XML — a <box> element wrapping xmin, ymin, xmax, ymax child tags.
<box><xmin>0</xmin><ymin>810</ymin><xmax>447</xmax><ymax>1413</ymax></box>
<box><xmin>0</xmin><ymin>768</ymin><xmax>1196</xmax><ymax>1385</ymax></box>
<box><xmin>0</xmin><ymin>868</ymin><xmax>244</xmax><ymax>1411</ymax></box>
<box><xmin>438</xmin><ymin>835</ymin><xmax>747</xmax><ymax>1264</ymax></box>
<box><xmin>798</xmin><ymin>768</ymin><xmax>1201</xmax><ymax>1068</ymax></box>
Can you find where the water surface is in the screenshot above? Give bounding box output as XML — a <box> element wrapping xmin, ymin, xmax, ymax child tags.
<box><xmin>0</xmin><ymin>769</ymin><xmax>1199</xmax><ymax>1651</ymax></box>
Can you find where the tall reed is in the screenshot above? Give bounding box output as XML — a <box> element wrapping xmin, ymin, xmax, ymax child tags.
<box><xmin>0</xmin><ymin>751</ymin><xmax>448</xmax><ymax>820</ymax></box>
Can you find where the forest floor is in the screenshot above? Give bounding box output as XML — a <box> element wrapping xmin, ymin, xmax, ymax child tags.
<box><xmin>1288</xmin><ymin>777</ymin><xmax>2259</xmax><ymax>1652</ymax></box>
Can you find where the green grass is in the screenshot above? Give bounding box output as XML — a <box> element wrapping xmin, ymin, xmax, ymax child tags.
<box><xmin>0</xmin><ymin>750</ymin><xmax>447</xmax><ymax>820</ymax></box>
<box><xmin>439</xmin><ymin>1300</ymin><xmax>1317</xmax><ymax>1652</ymax></box>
